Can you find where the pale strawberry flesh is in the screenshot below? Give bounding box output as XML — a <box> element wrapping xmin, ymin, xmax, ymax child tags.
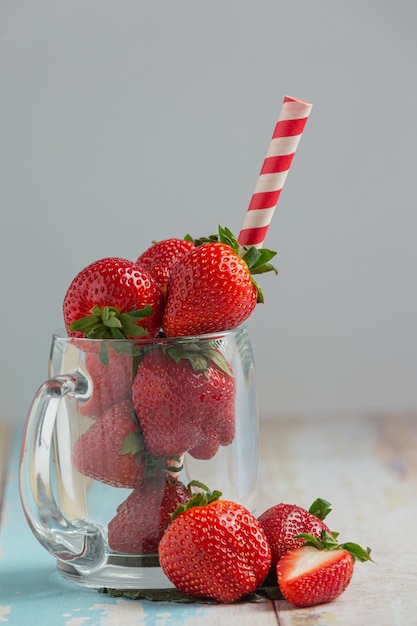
<box><xmin>258</xmin><ymin>502</ymin><xmax>331</xmax><ymax>581</ymax></box>
<box><xmin>277</xmin><ymin>546</ymin><xmax>354</xmax><ymax>608</ymax></box>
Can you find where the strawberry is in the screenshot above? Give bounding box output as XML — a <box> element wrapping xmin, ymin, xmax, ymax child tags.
<box><xmin>131</xmin><ymin>342</ymin><xmax>235</xmax><ymax>459</ymax></box>
<box><xmin>80</xmin><ymin>345</ymin><xmax>134</xmax><ymax>418</ymax></box>
<box><xmin>108</xmin><ymin>474</ymin><xmax>192</xmax><ymax>554</ymax></box>
<box><xmin>136</xmin><ymin>238</ymin><xmax>195</xmax><ymax>294</ymax></box>
<box><xmin>72</xmin><ymin>400</ymin><xmax>144</xmax><ymax>488</ymax></box>
<box><xmin>162</xmin><ymin>226</ymin><xmax>277</xmax><ymax>337</ymax></box>
<box><xmin>258</xmin><ymin>498</ymin><xmax>332</xmax><ymax>582</ymax></box>
<box><xmin>158</xmin><ymin>485</ymin><xmax>271</xmax><ymax>603</ymax></box>
<box><xmin>63</xmin><ymin>257</ymin><xmax>164</xmax><ymax>340</ymax></box>
<box><xmin>276</xmin><ymin>531</ymin><xmax>372</xmax><ymax>607</ymax></box>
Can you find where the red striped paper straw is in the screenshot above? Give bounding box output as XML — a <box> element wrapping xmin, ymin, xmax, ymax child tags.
<box><xmin>238</xmin><ymin>95</ymin><xmax>313</xmax><ymax>249</ymax></box>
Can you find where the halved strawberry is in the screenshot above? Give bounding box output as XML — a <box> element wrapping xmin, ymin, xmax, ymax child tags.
<box><xmin>276</xmin><ymin>532</ymin><xmax>372</xmax><ymax>608</ymax></box>
<box><xmin>136</xmin><ymin>238</ymin><xmax>195</xmax><ymax>294</ymax></box>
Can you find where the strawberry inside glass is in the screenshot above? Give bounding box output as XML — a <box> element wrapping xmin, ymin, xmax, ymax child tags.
<box><xmin>61</xmin><ymin>326</ymin><xmax>259</xmax><ymax>582</ymax></box>
<box><xmin>19</xmin><ymin>229</ymin><xmax>270</xmax><ymax>589</ymax></box>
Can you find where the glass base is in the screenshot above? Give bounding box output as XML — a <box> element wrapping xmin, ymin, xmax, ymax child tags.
<box><xmin>57</xmin><ymin>553</ymin><xmax>175</xmax><ymax>589</ymax></box>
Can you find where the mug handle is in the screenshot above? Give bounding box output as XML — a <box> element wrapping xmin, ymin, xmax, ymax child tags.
<box><xmin>19</xmin><ymin>372</ymin><xmax>105</xmax><ymax>570</ymax></box>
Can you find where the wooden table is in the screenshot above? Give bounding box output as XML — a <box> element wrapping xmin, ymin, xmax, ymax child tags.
<box><xmin>1</xmin><ymin>415</ymin><xmax>416</xmax><ymax>625</ymax></box>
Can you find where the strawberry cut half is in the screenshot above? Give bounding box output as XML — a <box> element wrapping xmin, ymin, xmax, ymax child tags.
<box><xmin>277</xmin><ymin>545</ymin><xmax>354</xmax><ymax>608</ymax></box>
<box><xmin>258</xmin><ymin>498</ymin><xmax>332</xmax><ymax>583</ymax></box>
<box><xmin>276</xmin><ymin>531</ymin><xmax>373</xmax><ymax>608</ymax></box>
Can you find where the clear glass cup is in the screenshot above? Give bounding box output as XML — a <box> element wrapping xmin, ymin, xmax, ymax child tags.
<box><xmin>19</xmin><ymin>326</ymin><xmax>259</xmax><ymax>589</ymax></box>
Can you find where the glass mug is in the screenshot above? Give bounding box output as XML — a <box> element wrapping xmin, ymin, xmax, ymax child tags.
<box><xmin>19</xmin><ymin>326</ymin><xmax>259</xmax><ymax>589</ymax></box>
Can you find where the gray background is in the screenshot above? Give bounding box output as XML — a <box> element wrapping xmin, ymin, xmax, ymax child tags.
<box><xmin>1</xmin><ymin>0</ymin><xmax>416</xmax><ymax>424</ymax></box>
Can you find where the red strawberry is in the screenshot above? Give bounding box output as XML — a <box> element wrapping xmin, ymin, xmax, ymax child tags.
<box><xmin>72</xmin><ymin>400</ymin><xmax>144</xmax><ymax>488</ymax></box>
<box><xmin>63</xmin><ymin>257</ymin><xmax>164</xmax><ymax>340</ymax></box>
<box><xmin>158</xmin><ymin>486</ymin><xmax>271</xmax><ymax>603</ymax></box>
<box><xmin>258</xmin><ymin>498</ymin><xmax>332</xmax><ymax>582</ymax></box>
<box><xmin>187</xmin><ymin>413</ymin><xmax>235</xmax><ymax>460</ymax></box>
<box><xmin>80</xmin><ymin>346</ymin><xmax>134</xmax><ymax>418</ymax></box>
<box><xmin>162</xmin><ymin>226</ymin><xmax>277</xmax><ymax>337</ymax></box>
<box><xmin>136</xmin><ymin>238</ymin><xmax>194</xmax><ymax>294</ymax></box>
<box><xmin>276</xmin><ymin>532</ymin><xmax>372</xmax><ymax>607</ymax></box>
<box><xmin>132</xmin><ymin>342</ymin><xmax>235</xmax><ymax>459</ymax></box>
<box><xmin>108</xmin><ymin>474</ymin><xmax>192</xmax><ymax>554</ymax></box>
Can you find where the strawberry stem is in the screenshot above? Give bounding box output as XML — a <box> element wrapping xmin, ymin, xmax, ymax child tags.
<box><xmin>69</xmin><ymin>305</ymin><xmax>153</xmax><ymax>340</ymax></box>
<box><xmin>164</xmin><ymin>343</ymin><xmax>233</xmax><ymax>378</ymax></box>
<box><xmin>185</xmin><ymin>225</ymin><xmax>277</xmax><ymax>304</ymax></box>
<box><xmin>296</xmin><ymin>530</ymin><xmax>373</xmax><ymax>563</ymax></box>
<box><xmin>170</xmin><ymin>481</ymin><xmax>222</xmax><ymax>521</ymax></box>
<box><xmin>119</xmin><ymin>423</ymin><xmax>184</xmax><ymax>479</ymax></box>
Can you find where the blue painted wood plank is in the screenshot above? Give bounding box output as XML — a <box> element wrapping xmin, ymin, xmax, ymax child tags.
<box><xmin>0</xmin><ymin>429</ymin><xmax>201</xmax><ymax>624</ymax></box>
<box><xmin>0</xmin><ymin>428</ymin><xmax>276</xmax><ymax>625</ymax></box>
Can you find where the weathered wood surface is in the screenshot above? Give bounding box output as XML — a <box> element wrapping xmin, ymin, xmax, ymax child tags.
<box><xmin>1</xmin><ymin>415</ymin><xmax>417</xmax><ymax>625</ymax></box>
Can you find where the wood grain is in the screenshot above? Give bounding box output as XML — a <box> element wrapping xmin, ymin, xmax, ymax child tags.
<box><xmin>259</xmin><ymin>415</ymin><xmax>417</xmax><ymax>626</ymax></box>
<box><xmin>1</xmin><ymin>415</ymin><xmax>417</xmax><ymax>625</ymax></box>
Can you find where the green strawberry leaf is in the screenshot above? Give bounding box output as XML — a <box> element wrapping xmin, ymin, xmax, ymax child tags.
<box><xmin>308</xmin><ymin>497</ymin><xmax>332</xmax><ymax>520</ymax></box>
<box><xmin>241</xmin><ymin>245</ymin><xmax>261</xmax><ymax>267</ymax></box>
<box><xmin>184</xmin><ymin>224</ymin><xmax>278</xmax><ymax>306</ymax></box>
<box><xmin>203</xmin><ymin>347</ymin><xmax>233</xmax><ymax>376</ymax></box>
<box><xmin>296</xmin><ymin>530</ymin><xmax>340</xmax><ymax>550</ymax></box>
<box><xmin>164</xmin><ymin>343</ymin><xmax>233</xmax><ymax>378</ymax></box>
<box><xmin>250</xmin><ymin>275</ymin><xmax>264</xmax><ymax>304</ymax></box>
<box><xmin>99</xmin><ymin>341</ymin><xmax>110</xmax><ymax>365</ymax></box>
<box><xmin>110</xmin><ymin>328</ymin><xmax>127</xmax><ymax>339</ymax></box>
<box><xmin>339</xmin><ymin>542</ymin><xmax>373</xmax><ymax>563</ymax></box>
<box><xmin>295</xmin><ymin>530</ymin><xmax>374</xmax><ymax>563</ymax></box>
<box><xmin>125</xmin><ymin>306</ymin><xmax>154</xmax><ymax>320</ymax></box>
<box><xmin>187</xmin><ymin>224</ymin><xmax>277</xmax><ymax>269</ymax></box>
<box><xmin>68</xmin><ymin>305</ymin><xmax>152</xmax><ymax>342</ymax></box>
<box><xmin>119</xmin><ymin>431</ymin><xmax>144</xmax><ymax>457</ymax></box>
<box><xmin>170</xmin><ymin>481</ymin><xmax>222</xmax><ymax>520</ymax></box>
<box><xmin>242</xmin><ymin>246</ymin><xmax>278</xmax><ymax>275</ymax></box>
<box><xmin>69</xmin><ymin>314</ymin><xmax>103</xmax><ymax>334</ymax></box>
<box><xmin>218</xmin><ymin>224</ymin><xmax>240</xmax><ymax>254</ymax></box>
<box><xmin>102</xmin><ymin>307</ymin><xmax>122</xmax><ymax>328</ymax></box>
<box><xmin>184</xmin><ymin>232</ymin><xmax>219</xmax><ymax>247</ymax></box>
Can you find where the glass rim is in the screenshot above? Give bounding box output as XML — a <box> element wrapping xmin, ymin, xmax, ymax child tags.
<box><xmin>52</xmin><ymin>325</ymin><xmax>248</xmax><ymax>345</ymax></box>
